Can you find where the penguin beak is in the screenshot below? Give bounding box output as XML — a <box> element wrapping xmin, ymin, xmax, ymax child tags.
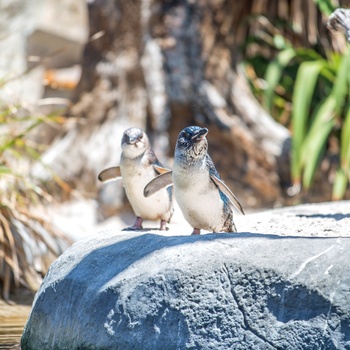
<box><xmin>125</xmin><ymin>135</ymin><xmax>143</xmax><ymax>145</ymax></box>
<box><xmin>191</xmin><ymin>128</ymin><xmax>208</xmax><ymax>141</ymax></box>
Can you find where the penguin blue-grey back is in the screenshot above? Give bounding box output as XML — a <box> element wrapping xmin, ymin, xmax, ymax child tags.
<box><xmin>144</xmin><ymin>126</ymin><xmax>244</xmax><ymax>235</ymax></box>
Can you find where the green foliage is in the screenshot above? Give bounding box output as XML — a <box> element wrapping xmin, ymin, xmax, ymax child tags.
<box><xmin>264</xmin><ymin>48</ymin><xmax>350</xmax><ymax>199</ymax></box>
<box><xmin>293</xmin><ymin>48</ymin><xmax>350</xmax><ymax>196</ymax></box>
<box><xmin>263</xmin><ymin>47</ymin><xmax>296</xmax><ymax>112</ymax></box>
<box><xmin>0</xmin><ymin>109</ymin><xmax>63</xmax><ymax>204</ymax></box>
<box><xmin>244</xmin><ymin>12</ymin><xmax>350</xmax><ymax>199</ymax></box>
<box><xmin>0</xmin><ymin>107</ymin><xmax>70</xmax><ymax>300</ymax></box>
<box><xmin>313</xmin><ymin>0</ymin><xmax>335</xmax><ymax>16</ymax></box>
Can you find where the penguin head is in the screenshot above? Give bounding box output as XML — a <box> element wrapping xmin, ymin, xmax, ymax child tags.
<box><xmin>121</xmin><ymin>127</ymin><xmax>150</xmax><ymax>158</ymax></box>
<box><xmin>175</xmin><ymin>126</ymin><xmax>208</xmax><ymax>162</ymax></box>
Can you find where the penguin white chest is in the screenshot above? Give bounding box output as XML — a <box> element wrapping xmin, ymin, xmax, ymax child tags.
<box><xmin>173</xmin><ymin>170</ymin><xmax>224</xmax><ymax>231</ymax></box>
<box><xmin>120</xmin><ymin>160</ymin><xmax>170</xmax><ymax>220</ymax></box>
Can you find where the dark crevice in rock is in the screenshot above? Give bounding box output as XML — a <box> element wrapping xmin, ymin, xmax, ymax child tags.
<box><xmin>267</xmin><ymin>283</ymin><xmax>333</xmax><ymax>322</ymax></box>
<box><xmin>223</xmin><ymin>263</ymin><xmax>282</xmax><ymax>350</ymax></box>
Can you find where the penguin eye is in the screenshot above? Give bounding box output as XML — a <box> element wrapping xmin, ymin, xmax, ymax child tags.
<box><xmin>178</xmin><ymin>136</ymin><xmax>187</xmax><ymax>146</ymax></box>
<box><xmin>183</xmin><ymin>131</ymin><xmax>190</xmax><ymax>139</ymax></box>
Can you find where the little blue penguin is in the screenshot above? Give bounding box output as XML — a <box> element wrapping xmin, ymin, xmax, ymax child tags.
<box><xmin>144</xmin><ymin>126</ymin><xmax>244</xmax><ymax>234</ymax></box>
<box><xmin>98</xmin><ymin>127</ymin><xmax>173</xmax><ymax>230</ymax></box>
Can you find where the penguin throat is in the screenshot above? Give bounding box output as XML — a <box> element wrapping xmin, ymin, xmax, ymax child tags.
<box><xmin>188</xmin><ymin>143</ymin><xmax>207</xmax><ymax>162</ymax></box>
<box><xmin>178</xmin><ymin>151</ymin><xmax>206</xmax><ymax>168</ymax></box>
<box><xmin>122</xmin><ymin>144</ymin><xmax>146</xmax><ymax>159</ymax></box>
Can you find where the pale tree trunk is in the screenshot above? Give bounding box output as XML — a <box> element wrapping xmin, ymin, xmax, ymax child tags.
<box><xmin>37</xmin><ymin>0</ymin><xmax>297</xmax><ymax>213</ymax></box>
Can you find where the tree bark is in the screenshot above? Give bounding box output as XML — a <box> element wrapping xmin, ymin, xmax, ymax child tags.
<box><xmin>37</xmin><ymin>0</ymin><xmax>296</xmax><ymax>211</ymax></box>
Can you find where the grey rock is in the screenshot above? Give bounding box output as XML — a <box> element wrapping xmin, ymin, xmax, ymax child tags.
<box><xmin>0</xmin><ymin>0</ymin><xmax>87</xmax><ymax>105</ymax></box>
<box><xmin>21</xmin><ymin>202</ymin><xmax>350</xmax><ymax>350</ymax></box>
<box><xmin>27</xmin><ymin>0</ymin><xmax>88</xmax><ymax>70</ymax></box>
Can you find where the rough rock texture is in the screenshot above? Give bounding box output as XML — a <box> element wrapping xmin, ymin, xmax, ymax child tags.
<box><xmin>21</xmin><ymin>202</ymin><xmax>350</xmax><ymax>350</ymax></box>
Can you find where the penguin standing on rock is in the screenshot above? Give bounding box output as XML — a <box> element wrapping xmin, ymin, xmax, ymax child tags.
<box><xmin>98</xmin><ymin>127</ymin><xmax>173</xmax><ymax>231</ymax></box>
<box><xmin>144</xmin><ymin>126</ymin><xmax>245</xmax><ymax>235</ymax></box>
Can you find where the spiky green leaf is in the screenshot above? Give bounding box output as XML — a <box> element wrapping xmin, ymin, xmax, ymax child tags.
<box><xmin>332</xmin><ymin>48</ymin><xmax>350</xmax><ymax>113</ymax></box>
<box><xmin>301</xmin><ymin>96</ymin><xmax>336</xmax><ymax>188</ymax></box>
<box><xmin>291</xmin><ymin>60</ymin><xmax>326</xmax><ymax>181</ymax></box>
<box><xmin>332</xmin><ymin>169</ymin><xmax>348</xmax><ymax>200</ymax></box>
<box><xmin>340</xmin><ymin>105</ymin><xmax>350</xmax><ymax>171</ymax></box>
<box><xmin>313</xmin><ymin>0</ymin><xmax>335</xmax><ymax>16</ymax></box>
<box><xmin>263</xmin><ymin>47</ymin><xmax>296</xmax><ymax>112</ymax></box>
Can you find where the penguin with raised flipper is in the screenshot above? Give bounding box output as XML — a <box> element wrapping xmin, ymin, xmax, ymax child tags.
<box><xmin>99</xmin><ymin>127</ymin><xmax>173</xmax><ymax>231</ymax></box>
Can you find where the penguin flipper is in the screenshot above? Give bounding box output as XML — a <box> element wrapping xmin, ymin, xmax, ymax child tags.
<box><xmin>153</xmin><ymin>164</ymin><xmax>171</xmax><ymax>174</ymax></box>
<box><xmin>98</xmin><ymin>166</ymin><xmax>122</xmax><ymax>183</ymax></box>
<box><xmin>210</xmin><ymin>175</ymin><xmax>245</xmax><ymax>215</ymax></box>
<box><xmin>144</xmin><ymin>171</ymin><xmax>173</xmax><ymax>197</ymax></box>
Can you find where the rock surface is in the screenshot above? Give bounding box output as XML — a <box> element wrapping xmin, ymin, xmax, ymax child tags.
<box><xmin>21</xmin><ymin>202</ymin><xmax>350</xmax><ymax>350</ymax></box>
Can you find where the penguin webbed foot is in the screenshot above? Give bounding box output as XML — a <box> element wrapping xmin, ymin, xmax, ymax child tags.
<box><xmin>159</xmin><ymin>220</ymin><xmax>169</xmax><ymax>231</ymax></box>
<box><xmin>123</xmin><ymin>216</ymin><xmax>143</xmax><ymax>231</ymax></box>
<box><xmin>191</xmin><ymin>228</ymin><xmax>201</xmax><ymax>235</ymax></box>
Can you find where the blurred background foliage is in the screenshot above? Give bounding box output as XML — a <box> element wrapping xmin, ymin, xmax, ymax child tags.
<box><xmin>243</xmin><ymin>0</ymin><xmax>350</xmax><ymax>200</ymax></box>
<box><xmin>0</xmin><ymin>107</ymin><xmax>71</xmax><ymax>300</ymax></box>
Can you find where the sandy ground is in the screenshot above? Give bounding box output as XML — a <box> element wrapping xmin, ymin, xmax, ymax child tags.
<box><xmin>47</xmin><ymin>199</ymin><xmax>350</xmax><ymax>240</ymax></box>
<box><xmin>0</xmin><ymin>289</ymin><xmax>34</xmax><ymax>349</ymax></box>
